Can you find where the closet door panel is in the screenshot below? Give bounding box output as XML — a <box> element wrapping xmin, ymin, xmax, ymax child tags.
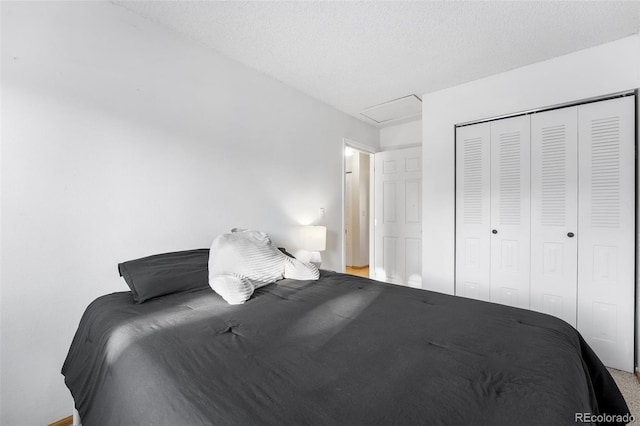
<box><xmin>530</xmin><ymin>107</ymin><xmax>578</xmax><ymax>326</ymax></box>
<box><xmin>577</xmin><ymin>96</ymin><xmax>635</xmax><ymax>372</ymax></box>
<box><xmin>490</xmin><ymin>115</ymin><xmax>531</xmax><ymax>309</ymax></box>
<box><xmin>455</xmin><ymin>122</ymin><xmax>491</xmax><ymax>301</ymax></box>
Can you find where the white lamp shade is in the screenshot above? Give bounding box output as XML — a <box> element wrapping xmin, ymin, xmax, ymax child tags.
<box><xmin>301</xmin><ymin>226</ymin><xmax>326</xmax><ymax>251</ymax></box>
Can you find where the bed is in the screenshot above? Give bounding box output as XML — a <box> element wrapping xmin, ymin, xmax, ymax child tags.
<box><xmin>62</xmin><ymin>265</ymin><xmax>631</xmax><ymax>425</ymax></box>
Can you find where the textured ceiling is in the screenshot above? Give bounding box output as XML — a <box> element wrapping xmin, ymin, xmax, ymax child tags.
<box><xmin>113</xmin><ymin>1</ymin><xmax>640</xmax><ymax>126</ymax></box>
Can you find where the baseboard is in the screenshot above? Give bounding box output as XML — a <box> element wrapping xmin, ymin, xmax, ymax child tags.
<box><xmin>49</xmin><ymin>415</ymin><xmax>73</xmax><ymax>426</ymax></box>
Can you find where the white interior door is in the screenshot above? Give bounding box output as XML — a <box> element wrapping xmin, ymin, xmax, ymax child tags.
<box><xmin>455</xmin><ymin>122</ymin><xmax>491</xmax><ymax>301</ymax></box>
<box><xmin>489</xmin><ymin>115</ymin><xmax>531</xmax><ymax>309</ymax></box>
<box><xmin>577</xmin><ymin>96</ymin><xmax>635</xmax><ymax>372</ymax></box>
<box><xmin>374</xmin><ymin>147</ymin><xmax>422</xmax><ymax>287</ymax></box>
<box><xmin>530</xmin><ymin>107</ymin><xmax>578</xmax><ymax>326</ymax></box>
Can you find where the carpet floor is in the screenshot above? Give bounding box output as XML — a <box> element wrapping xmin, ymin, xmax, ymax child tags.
<box><xmin>609</xmin><ymin>368</ymin><xmax>639</xmax><ymax>424</ymax></box>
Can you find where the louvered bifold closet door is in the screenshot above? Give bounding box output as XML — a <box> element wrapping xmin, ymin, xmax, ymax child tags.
<box><xmin>455</xmin><ymin>122</ymin><xmax>491</xmax><ymax>301</ymax></box>
<box><xmin>489</xmin><ymin>115</ymin><xmax>531</xmax><ymax>309</ymax></box>
<box><xmin>577</xmin><ymin>96</ymin><xmax>635</xmax><ymax>372</ymax></box>
<box><xmin>530</xmin><ymin>107</ymin><xmax>578</xmax><ymax>327</ymax></box>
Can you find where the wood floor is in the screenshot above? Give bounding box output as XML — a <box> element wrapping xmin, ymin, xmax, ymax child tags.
<box><xmin>345</xmin><ymin>265</ymin><xmax>370</xmax><ymax>278</ymax></box>
<box><xmin>49</xmin><ymin>415</ymin><xmax>72</xmax><ymax>426</ymax></box>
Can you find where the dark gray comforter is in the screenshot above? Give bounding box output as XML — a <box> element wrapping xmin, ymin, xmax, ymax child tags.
<box><xmin>62</xmin><ymin>271</ymin><xmax>630</xmax><ymax>425</ymax></box>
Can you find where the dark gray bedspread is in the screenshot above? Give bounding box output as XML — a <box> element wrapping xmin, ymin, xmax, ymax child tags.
<box><xmin>62</xmin><ymin>271</ymin><xmax>630</xmax><ymax>425</ymax></box>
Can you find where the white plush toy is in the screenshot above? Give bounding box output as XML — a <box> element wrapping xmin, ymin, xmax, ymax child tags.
<box><xmin>208</xmin><ymin>229</ymin><xmax>319</xmax><ymax>304</ymax></box>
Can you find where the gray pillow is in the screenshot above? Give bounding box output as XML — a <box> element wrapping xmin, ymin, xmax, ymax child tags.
<box><xmin>118</xmin><ymin>249</ymin><xmax>210</xmax><ymax>303</ymax></box>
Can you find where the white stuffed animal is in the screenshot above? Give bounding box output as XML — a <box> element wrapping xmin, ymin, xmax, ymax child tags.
<box><xmin>208</xmin><ymin>229</ymin><xmax>319</xmax><ymax>304</ymax></box>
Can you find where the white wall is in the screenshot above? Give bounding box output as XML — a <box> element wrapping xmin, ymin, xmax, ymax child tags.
<box><xmin>380</xmin><ymin>119</ymin><xmax>422</xmax><ymax>150</ymax></box>
<box><xmin>0</xmin><ymin>2</ymin><xmax>379</xmax><ymax>424</ymax></box>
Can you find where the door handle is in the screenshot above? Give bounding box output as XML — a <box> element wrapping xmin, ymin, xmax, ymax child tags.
<box><xmin>567</xmin><ymin>232</ymin><xmax>575</xmax><ymax>238</ymax></box>
<box><xmin>492</xmin><ymin>229</ymin><xmax>498</xmax><ymax>234</ymax></box>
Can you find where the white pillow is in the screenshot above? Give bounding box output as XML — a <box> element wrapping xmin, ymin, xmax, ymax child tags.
<box><xmin>209</xmin><ymin>229</ymin><xmax>287</xmax><ymax>288</ymax></box>
<box><xmin>209</xmin><ymin>274</ymin><xmax>254</xmax><ymax>305</ymax></box>
<box><xmin>284</xmin><ymin>257</ymin><xmax>320</xmax><ymax>280</ymax></box>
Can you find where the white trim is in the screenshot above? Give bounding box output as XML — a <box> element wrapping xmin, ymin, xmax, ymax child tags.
<box><xmin>368</xmin><ymin>156</ymin><xmax>375</xmax><ymax>279</ymax></box>
<box><xmin>455</xmin><ymin>89</ymin><xmax>635</xmax><ymax>128</ymax></box>
<box><xmin>343</xmin><ymin>138</ymin><xmax>376</xmax><ymax>154</ymax></box>
<box><xmin>341</xmin><ymin>140</ymin><xmax>347</xmax><ymax>273</ymax></box>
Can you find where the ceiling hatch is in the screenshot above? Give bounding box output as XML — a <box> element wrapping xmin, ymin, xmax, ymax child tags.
<box><xmin>360</xmin><ymin>95</ymin><xmax>422</xmax><ymax>124</ymax></box>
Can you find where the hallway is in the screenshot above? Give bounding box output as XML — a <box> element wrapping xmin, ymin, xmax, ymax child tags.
<box><xmin>345</xmin><ymin>266</ymin><xmax>369</xmax><ymax>279</ymax></box>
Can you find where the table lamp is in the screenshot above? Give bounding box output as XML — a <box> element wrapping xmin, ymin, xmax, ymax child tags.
<box><xmin>302</xmin><ymin>225</ymin><xmax>326</xmax><ymax>268</ymax></box>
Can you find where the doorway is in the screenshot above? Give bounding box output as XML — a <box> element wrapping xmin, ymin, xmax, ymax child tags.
<box><xmin>342</xmin><ymin>140</ymin><xmax>374</xmax><ymax>278</ymax></box>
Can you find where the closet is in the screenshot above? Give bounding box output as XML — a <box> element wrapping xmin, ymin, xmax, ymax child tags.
<box><xmin>455</xmin><ymin>95</ymin><xmax>635</xmax><ymax>372</ymax></box>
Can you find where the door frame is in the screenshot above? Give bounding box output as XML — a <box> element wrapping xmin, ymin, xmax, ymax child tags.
<box><xmin>341</xmin><ymin>138</ymin><xmax>376</xmax><ymax>275</ymax></box>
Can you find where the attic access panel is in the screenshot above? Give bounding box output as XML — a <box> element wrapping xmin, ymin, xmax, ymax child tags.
<box><xmin>360</xmin><ymin>95</ymin><xmax>422</xmax><ymax>124</ymax></box>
